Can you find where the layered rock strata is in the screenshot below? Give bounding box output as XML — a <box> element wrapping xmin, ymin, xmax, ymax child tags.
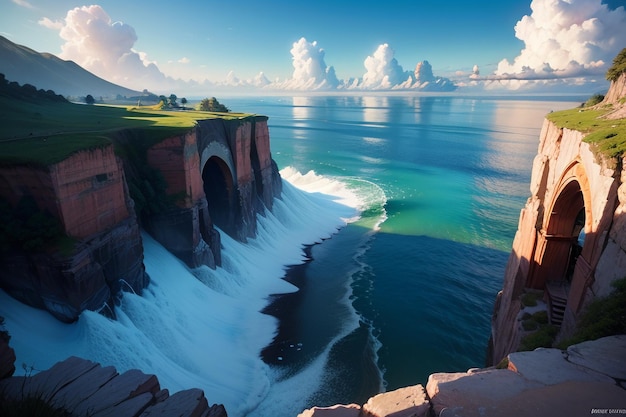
<box><xmin>0</xmin><ymin>115</ymin><xmax>282</xmax><ymax>321</ymax></box>
<box><xmin>0</xmin><ymin>146</ymin><xmax>148</xmax><ymax>322</ymax></box>
<box><xmin>143</xmin><ymin>116</ymin><xmax>282</xmax><ymax>268</ymax></box>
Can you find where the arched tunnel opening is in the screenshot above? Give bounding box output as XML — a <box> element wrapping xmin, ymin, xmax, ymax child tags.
<box><xmin>537</xmin><ymin>179</ymin><xmax>586</xmax><ymax>324</ymax></box>
<box><xmin>202</xmin><ymin>156</ymin><xmax>236</xmax><ymax>237</ymax></box>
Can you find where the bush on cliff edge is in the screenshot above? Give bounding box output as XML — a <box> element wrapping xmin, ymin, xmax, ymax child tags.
<box><xmin>557</xmin><ymin>277</ymin><xmax>626</xmax><ymax>349</ymax></box>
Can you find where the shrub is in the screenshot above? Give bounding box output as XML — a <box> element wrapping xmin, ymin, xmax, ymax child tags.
<box><xmin>557</xmin><ymin>277</ymin><xmax>626</xmax><ymax>349</ymax></box>
<box><xmin>606</xmin><ymin>48</ymin><xmax>626</xmax><ymax>82</ymax></box>
<box><xmin>196</xmin><ymin>97</ymin><xmax>230</xmax><ymax>112</ymax></box>
<box><xmin>0</xmin><ymin>395</ymin><xmax>72</xmax><ymax>417</ymax></box>
<box><xmin>519</xmin><ymin>324</ymin><xmax>558</xmax><ymax>351</ymax></box>
<box><xmin>521</xmin><ymin>291</ymin><xmax>540</xmax><ymax>307</ymax></box>
<box><xmin>0</xmin><ymin>196</ymin><xmax>66</xmax><ymax>252</ymax></box>
<box><xmin>583</xmin><ymin>94</ymin><xmax>604</xmax><ymax>107</ymax></box>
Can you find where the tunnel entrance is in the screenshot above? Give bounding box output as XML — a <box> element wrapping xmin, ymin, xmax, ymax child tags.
<box><xmin>202</xmin><ymin>156</ymin><xmax>236</xmax><ymax>237</ymax></box>
<box><xmin>531</xmin><ymin>179</ymin><xmax>587</xmax><ymax>324</ymax></box>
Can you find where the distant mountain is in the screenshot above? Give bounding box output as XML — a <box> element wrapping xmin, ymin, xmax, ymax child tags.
<box><xmin>0</xmin><ymin>36</ymin><xmax>141</xmax><ymax>98</ymax></box>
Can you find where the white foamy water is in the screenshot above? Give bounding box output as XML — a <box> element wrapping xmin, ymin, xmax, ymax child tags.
<box><xmin>0</xmin><ymin>168</ymin><xmax>362</xmax><ymax>417</ymax></box>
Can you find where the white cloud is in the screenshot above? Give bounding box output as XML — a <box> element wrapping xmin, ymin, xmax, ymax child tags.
<box><xmin>346</xmin><ymin>44</ymin><xmax>455</xmax><ymax>91</ymax></box>
<box><xmin>360</xmin><ymin>44</ymin><xmax>410</xmax><ymax>89</ymax></box>
<box><xmin>54</xmin><ymin>5</ymin><xmax>178</xmax><ymax>92</ymax></box>
<box><xmin>492</xmin><ymin>0</ymin><xmax>626</xmax><ymax>84</ymax></box>
<box><xmin>178</xmin><ymin>57</ymin><xmax>190</xmax><ymax>64</ymax></box>
<box><xmin>12</xmin><ymin>0</ymin><xmax>34</xmax><ymax>9</ymax></box>
<box><xmin>38</xmin><ymin>17</ymin><xmax>63</xmax><ymax>30</ymax></box>
<box><xmin>275</xmin><ymin>37</ymin><xmax>340</xmax><ymax>90</ymax></box>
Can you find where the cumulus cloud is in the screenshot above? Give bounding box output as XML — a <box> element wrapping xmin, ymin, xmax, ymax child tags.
<box><xmin>49</xmin><ymin>5</ymin><xmax>178</xmax><ymax>92</ymax></box>
<box><xmin>492</xmin><ymin>0</ymin><xmax>626</xmax><ymax>83</ymax></box>
<box><xmin>178</xmin><ymin>57</ymin><xmax>191</xmax><ymax>64</ymax></box>
<box><xmin>347</xmin><ymin>44</ymin><xmax>455</xmax><ymax>91</ymax></box>
<box><xmin>360</xmin><ymin>44</ymin><xmax>411</xmax><ymax>89</ymax></box>
<box><xmin>276</xmin><ymin>37</ymin><xmax>340</xmax><ymax>90</ymax></box>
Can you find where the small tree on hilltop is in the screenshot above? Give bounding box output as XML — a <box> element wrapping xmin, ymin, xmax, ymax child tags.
<box><xmin>196</xmin><ymin>97</ymin><xmax>230</xmax><ymax>112</ymax></box>
<box><xmin>168</xmin><ymin>94</ymin><xmax>178</xmax><ymax>107</ymax></box>
<box><xmin>85</xmin><ymin>94</ymin><xmax>95</xmax><ymax>105</ymax></box>
<box><xmin>181</xmin><ymin>97</ymin><xmax>187</xmax><ymax>109</ymax></box>
<box><xmin>607</xmin><ymin>47</ymin><xmax>626</xmax><ymax>82</ymax></box>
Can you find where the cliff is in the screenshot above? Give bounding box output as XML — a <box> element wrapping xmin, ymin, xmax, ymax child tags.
<box><xmin>489</xmin><ymin>70</ymin><xmax>626</xmax><ymax>364</ymax></box>
<box><xmin>0</xmin><ymin>114</ymin><xmax>282</xmax><ymax>322</ymax></box>
<box><xmin>0</xmin><ymin>144</ymin><xmax>148</xmax><ymax>322</ymax></box>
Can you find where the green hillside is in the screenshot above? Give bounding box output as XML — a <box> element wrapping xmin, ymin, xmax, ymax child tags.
<box><xmin>0</xmin><ymin>91</ymin><xmax>254</xmax><ymax>166</ymax></box>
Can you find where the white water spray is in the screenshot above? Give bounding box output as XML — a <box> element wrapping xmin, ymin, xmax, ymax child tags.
<box><xmin>0</xmin><ymin>168</ymin><xmax>371</xmax><ymax>417</ymax></box>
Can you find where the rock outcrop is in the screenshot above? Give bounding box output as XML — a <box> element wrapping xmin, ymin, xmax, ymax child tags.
<box><xmin>142</xmin><ymin>116</ymin><xmax>282</xmax><ymax>268</ymax></box>
<box><xmin>0</xmin><ymin>356</ymin><xmax>227</xmax><ymax>417</ymax></box>
<box><xmin>297</xmin><ymin>335</ymin><xmax>626</xmax><ymax>417</ymax></box>
<box><xmin>0</xmin><ymin>114</ymin><xmax>283</xmax><ymax>321</ymax></box>
<box><xmin>0</xmin><ymin>145</ymin><xmax>149</xmax><ymax>322</ymax></box>
<box><xmin>489</xmin><ymin>69</ymin><xmax>626</xmax><ymax>365</ymax></box>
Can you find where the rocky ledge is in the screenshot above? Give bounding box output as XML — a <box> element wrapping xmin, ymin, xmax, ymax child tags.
<box><xmin>0</xmin><ymin>356</ymin><xmax>227</xmax><ymax>417</ymax></box>
<box><xmin>298</xmin><ymin>335</ymin><xmax>626</xmax><ymax>417</ymax></box>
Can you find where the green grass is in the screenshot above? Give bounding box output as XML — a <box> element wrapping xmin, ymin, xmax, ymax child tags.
<box><xmin>556</xmin><ymin>277</ymin><xmax>626</xmax><ymax>349</ymax></box>
<box><xmin>0</xmin><ymin>98</ymin><xmax>258</xmax><ymax>166</ymax></box>
<box><xmin>521</xmin><ymin>291</ymin><xmax>541</xmax><ymax>307</ymax></box>
<box><xmin>521</xmin><ymin>310</ymin><xmax>549</xmax><ymax>331</ymax></box>
<box><xmin>546</xmin><ymin>105</ymin><xmax>626</xmax><ymax>158</ymax></box>
<box><xmin>518</xmin><ymin>323</ymin><xmax>559</xmax><ymax>352</ymax></box>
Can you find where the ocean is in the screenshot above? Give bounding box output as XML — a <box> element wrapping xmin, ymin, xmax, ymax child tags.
<box><xmin>0</xmin><ymin>94</ymin><xmax>582</xmax><ymax>416</ymax></box>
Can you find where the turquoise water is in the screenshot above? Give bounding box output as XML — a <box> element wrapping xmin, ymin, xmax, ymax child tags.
<box><xmin>226</xmin><ymin>94</ymin><xmax>582</xmax><ymax>408</ymax></box>
<box><xmin>0</xmin><ymin>94</ymin><xmax>585</xmax><ymax>416</ymax></box>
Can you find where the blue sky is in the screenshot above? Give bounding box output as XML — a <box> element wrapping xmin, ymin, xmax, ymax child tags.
<box><xmin>1</xmin><ymin>0</ymin><xmax>625</xmax><ymax>94</ymax></box>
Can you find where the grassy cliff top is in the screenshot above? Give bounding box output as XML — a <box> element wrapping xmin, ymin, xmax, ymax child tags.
<box><xmin>0</xmin><ymin>97</ymin><xmax>258</xmax><ymax>166</ymax></box>
<box><xmin>546</xmin><ymin>104</ymin><xmax>626</xmax><ymax>158</ymax></box>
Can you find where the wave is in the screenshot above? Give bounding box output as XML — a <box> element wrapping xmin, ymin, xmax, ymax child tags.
<box><xmin>0</xmin><ymin>166</ymin><xmax>386</xmax><ymax>417</ymax></box>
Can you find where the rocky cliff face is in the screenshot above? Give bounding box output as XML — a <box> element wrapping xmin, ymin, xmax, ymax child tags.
<box><xmin>143</xmin><ymin>117</ymin><xmax>282</xmax><ymax>269</ymax></box>
<box><xmin>0</xmin><ymin>146</ymin><xmax>148</xmax><ymax>322</ymax></box>
<box><xmin>0</xmin><ymin>115</ymin><xmax>283</xmax><ymax>321</ymax></box>
<box><xmin>489</xmin><ymin>75</ymin><xmax>626</xmax><ymax>365</ymax></box>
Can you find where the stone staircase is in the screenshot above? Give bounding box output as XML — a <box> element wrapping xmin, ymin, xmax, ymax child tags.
<box><xmin>545</xmin><ymin>280</ymin><xmax>568</xmax><ymax>325</ymax></box>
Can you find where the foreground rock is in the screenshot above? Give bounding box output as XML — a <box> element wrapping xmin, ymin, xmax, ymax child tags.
<box><xmin>427</xmin><ymin>335</ymin><xmax>625</xmax><ymax>416</ymax></box>
<box><xmin>0</xmin><ymin>356</ymin><xmax>227</xmax><ymax>417</ymax></box>
<box><xmin>297</xmin><ymin>385</ymin><xmax>429</xmax><ymax>417</ymax></box>
<box><xmin>298</xmin><ymin>335</ymin><xmax>626</xmax><ymax>417</ymax></box>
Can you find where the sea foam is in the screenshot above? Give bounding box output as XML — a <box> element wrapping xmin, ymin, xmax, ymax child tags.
<box><xmin>0</xmin><ymin>167</ymin><xmax>361</xmax><ymax>417</ymax></box>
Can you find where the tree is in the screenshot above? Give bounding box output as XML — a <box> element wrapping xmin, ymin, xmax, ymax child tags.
<box><xmin>85</xmin><ymin>94</ymin><xmax>95</xmax><ymax>105</ymax></box>
<box><xmin>607</xmin><ymin>48</ymin><xmax>626</xmax><ymax>82</ymax></box>
<box><xmin>181</xmin><ymin>97</ymin><xmax>187</xmax><ymax>109</ymax></box>
<box><xmin>168</xmin><ymin>94</ymin><xmax>177</xmax><ymax>107</ymax></box>
<box><xmin>196</xmin><ymin>97</ymin><xmax>230</xmax><ymax>112</ymax></box>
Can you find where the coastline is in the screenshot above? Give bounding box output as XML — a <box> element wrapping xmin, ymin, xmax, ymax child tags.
<box><xmin>259</xmin><ymin>229</ymin><xmax>383</xmax><ymax>410</ymax></box>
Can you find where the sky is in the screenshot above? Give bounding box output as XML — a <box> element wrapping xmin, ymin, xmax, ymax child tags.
<box><xmin>1</xmin><ymin>0</ymin><xmax>625</xmax><ymax>95</ymax></box>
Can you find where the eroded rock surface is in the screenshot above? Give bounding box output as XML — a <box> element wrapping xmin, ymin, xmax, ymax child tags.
<box><xmin>0</xmin><ymin>356</ymin><xmax>226</xmax><ymax>417</ymax></box>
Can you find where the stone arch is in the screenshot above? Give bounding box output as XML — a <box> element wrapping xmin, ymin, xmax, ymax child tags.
<box><xmin>200</xmin><ymin>141</ymin><xmax>236</xmax><ymax>183</ymax></box>
<box><xmin>529</xmin><ymin>160</ymin><xmax>593</xmax><ymax>290</ymax></box>
<box><xmin>202</xmin><ymin>155</ymin><xmax>237</xmax><ymax>237</ymax></box>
